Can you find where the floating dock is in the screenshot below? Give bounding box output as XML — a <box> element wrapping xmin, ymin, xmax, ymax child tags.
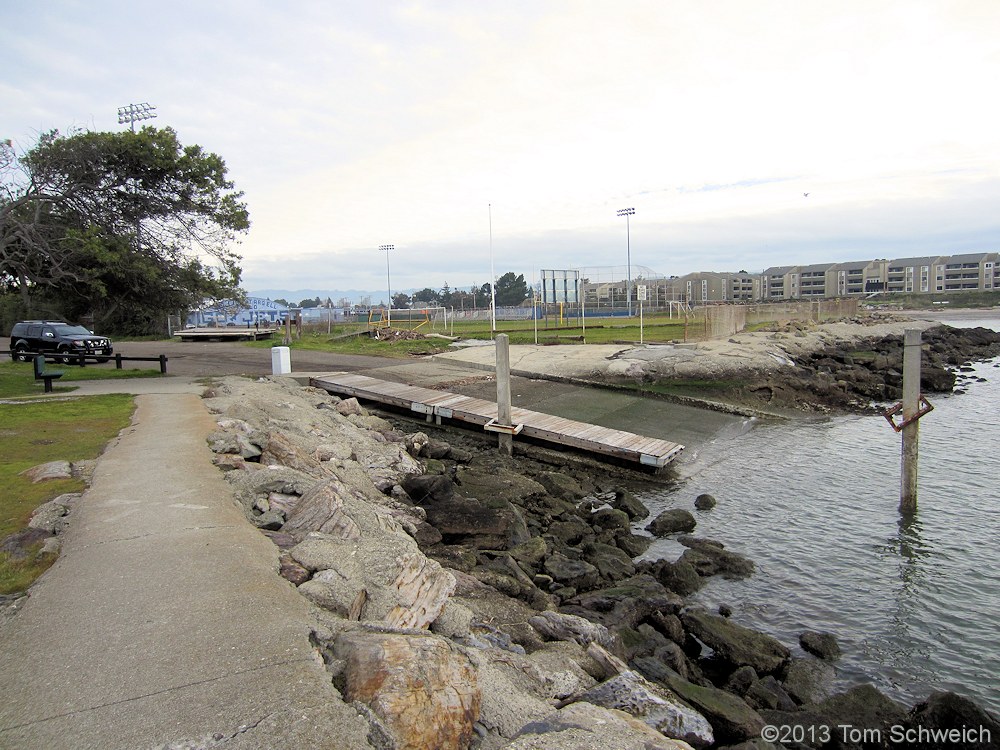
<box><xmin>175</xmin><ymin>327</ymin><xmax>276</xmax><ymax>341</ymax></box>
<box><xmin>311</xmin><ymin>372</ymin><xmax>684</xmax><ymax>469</ymax></box>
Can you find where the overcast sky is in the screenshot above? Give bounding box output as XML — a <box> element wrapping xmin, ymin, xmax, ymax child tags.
<box><xmin>6</xmin><ymin>0</ymin><xmax>1000</xmax><ymax>297</ymax></box>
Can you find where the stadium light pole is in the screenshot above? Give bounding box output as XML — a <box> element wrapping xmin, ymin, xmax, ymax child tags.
<box><xmin>117</xmin><ymin>102</ymin><xmax>157</xmax><ymax>132</ymax></box>
<box><xmin>380</xmin><ymin>244</ymin><xmax>394</xmax><ymax>326</ymax></box>
<box><xmin>617</xmin><ymin>207</ymin><xmax>635</xmax><ymax>316</ymax></box>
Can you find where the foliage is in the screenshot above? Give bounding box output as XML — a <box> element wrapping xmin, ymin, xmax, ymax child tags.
<box><xmin>494</xmin><ymin>272</ymin><xmax>530</xmax><ymax>306</ymax></box>
<box><xmin>391</xmin><ymin>292</ymin><xmax>411</xmax><ymax>308</ymax></box>
<box><xmin>0</xmin><ymin>394</ymin><xmax>134</xmax><ymax>593</ymax></box>
<box><xmin>0</xmin><ymin>127</ymin><xmax>249</xmax><ymax>333</ymax></box>
<box><xmin>412</xmin><ymin>287</ymin><xmax>441</xmax><ymax>305</ymax></box>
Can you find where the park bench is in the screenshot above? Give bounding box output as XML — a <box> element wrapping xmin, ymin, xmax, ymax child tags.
<box><xmin>33</xmin><ymin>355</ymin><xmax>64</xmax><ymax>393</ymax></box>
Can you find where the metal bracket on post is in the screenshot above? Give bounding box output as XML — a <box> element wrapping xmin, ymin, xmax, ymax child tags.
<box><xmin>882</xmin><ymin>396</ymin><xmax>934</xmax><ymax>433</ymax></box>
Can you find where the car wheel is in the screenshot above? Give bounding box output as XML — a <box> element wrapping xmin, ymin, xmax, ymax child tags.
<box><xmin>13</xmin><ymin>345</ymin><xmax>30</xmax><ymax>362</ymax></box>
<box><xmin>57</xmin><ymin>348</ymin><xmax>75</xmax><ymax>364</ymax></box>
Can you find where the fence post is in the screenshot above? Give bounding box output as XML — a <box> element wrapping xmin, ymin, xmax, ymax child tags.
<box><xmin>115</xmin><ymin>353</ymin><xmax>123</xmax><ymax>370</ymax></box>
<box><xmin>496</xmin><ymin>334</ymin><xmax>513</xmax><ymax>457</ymax></box>
<box><xmin>900</xmin><ymin>329</ymin><xmax>921</xmax><ymax>514</ymax></box>
<box><xmin>159</xmin><ymin>354</ymin><xmax>168</xmax><ymax>374</ymax></box>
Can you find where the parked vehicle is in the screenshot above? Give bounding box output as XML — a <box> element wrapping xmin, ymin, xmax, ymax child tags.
<box><xmin>9</xmin><ymin>321</ymin><xmax>114</xmax><ymax>363</ymax></box>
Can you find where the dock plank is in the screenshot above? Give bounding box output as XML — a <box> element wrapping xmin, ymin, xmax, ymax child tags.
<box><xmin>310</xmin><ymin>372</ymin><xmax>683</xmax><ymax>467</ymax></box>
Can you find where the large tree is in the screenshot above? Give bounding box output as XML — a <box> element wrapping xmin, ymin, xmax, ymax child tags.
<box><xmin>0</xmin><ymin>127</ymin><xmax>249</xmax><ymax>331</ymax></box>
<box><xmin>494</xmin><ymin>272</ymin><xmax>530</xmax><ymax>306</ymax></box>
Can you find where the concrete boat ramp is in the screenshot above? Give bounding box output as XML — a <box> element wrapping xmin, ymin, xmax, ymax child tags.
<box><xmin>311</xmin><ymin>372</ymin><xmax>684</xmax><ymax>469</ymax></box>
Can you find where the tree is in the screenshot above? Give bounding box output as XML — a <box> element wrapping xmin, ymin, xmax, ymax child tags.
<box><xmin>299</xmin><ymin>297</ymin><xmax>320</xmax><ymax>308</ymax></box>
<box><xmin>412</xmin><ymin>287</ymin><xmax>441</xmax><ymax>306</ymax></box>
<box><xmin>494</xmin><ymin>272</ymin><xmax>530</xmax><ymax>306</ymax></box>
<box><xmin>1</xmin><ymin>127</ymin><xmax>249</xmax><ymax>331</ymax></box>
<box><xmin>391</xmin><ymin>292</ymin><xmax>411</xmax><ymax>308</ymax></box>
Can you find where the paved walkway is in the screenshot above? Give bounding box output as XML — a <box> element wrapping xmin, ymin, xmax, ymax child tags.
<box><xmin>0</xmin><ymin>392</ymin><xmax>371</xmax><ymax>750</ymax></box>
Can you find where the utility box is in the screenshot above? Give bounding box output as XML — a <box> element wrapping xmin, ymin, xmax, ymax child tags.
<box><xmin>271</xmin><ymin>346</ymin><xmax>291</xmax><ymax>375</ymax></box>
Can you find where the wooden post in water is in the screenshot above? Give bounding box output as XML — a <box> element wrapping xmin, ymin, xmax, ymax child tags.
<box><xmin>900</xmin><ymin>328</ymin><xmax>921</xmax><ymax>514</ymax></box>
<box><xmin>496</xmin><ymin>333</ymin><xmax>513</xmax><ymax>456</ymax></box>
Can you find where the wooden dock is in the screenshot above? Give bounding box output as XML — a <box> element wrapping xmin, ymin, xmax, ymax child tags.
<box><xmin>311</xmin><ymin>372</ymin><xmax>684</xmax><ymax>469</ymax></box>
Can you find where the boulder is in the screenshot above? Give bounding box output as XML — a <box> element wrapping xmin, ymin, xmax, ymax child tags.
<box><xmin>902</xmin><ymin>691</ymin><xmax>1000</xmax><ymax>749</ymax></box>
<box><xmin>509</xmin><ymin>536</ymin><xmax>548</xmax><ymax>567</ymax></box>
<box><xmin>259</xmin><ymin>430</ymin><xmax>328</xmax><ymax>477</ymax></box>
<box><xmin>693</xmin><ymin>493</ymin><xmax>716</xmax><ymax>510</ymax></box>
<box><xmin>590</xmin><ymin>507</ymin><xmax>632</xmax><ymax>532</ymax></box>
<box><xmin>563</xmin><ymin>575</ymin><xmax>682</xmax><ymax>629</ymax></box>
<box><xmin>724</xmin><ymin>666</ymin><xmax>758</xmax><ymax>697</ymax></box>
<box><xmin>281</xmin><ymin>477</ymin><xmax>364</xmax><ymax>540</ymax></box>
<box><xmin>744</xmin><ymin>676</ymin><xmax>797</xmax><ymax>712</ymax></box>
<box><xmin>19</xmin><ymin>460</ymin><xmax>73</xmax><ymax>483</ymax></box>
<box><xmin>401</xmin><ymin>474</ymin><xmax>455</xmax><ymax>503</ymax></box>
<box><xmin>455</xmin><ymin>465</ymin><xmax>546</xmax><ymax>504</ymax></box>
<box><xmin>335</xmin><ymin>630</ymin><xmax>480</xmax><ymax>750</ymax></box>
<box><xmin>28</xmin><ymin>494</ymin><xmax>77</xmax><ymax>533</ymax></box>
<box><xmin>509</xmin><ymin>702</ymin><xmax>697</xmax><ymax>750</ymax></box>
<box><xmin>780</xmin><ymin>657</ymin><xmax>835</xmax><ymax>705</ymax></box>
<box><xmin>421</xmin><ymin>439</ymin><xmax>451</xmax><ymax>459</ymax></box>
<box><xmin>547</xmin><ymin>515</ymin><xmax>593</xmax><ymax>545</ymax></box>
<box><xmin>421</xmin><ymin>496</ymin><xmax>529</xmax><ymax>550</ymax></box>
<box><xmin>799</xmin><ymin>630</ymin><xmax>841</xmax><ymax>661</ymax></box>
<box><xmin>528</xmin><ymin>610</ymin><xmax>617</xmax><ymax>650</ymax></box>
<box><xmin>647</xmin><ymin>509</ymin><xmax>696</xmax><ymax>536</ymax></box>
<box><xmin>614</xmin><ymin>531</ymin><xmax>652</xmax><ymax>558</ymax></box>
<box><xmin>677</xmin><ymin>537</ymin><xmax>754</xmax><ymax>580</ymax></box>
<box><xmin>536</xmin><ymin>472</ymin><xmax>587</xmax><ymax>500</ymax></box>
<box><xmin>680</xmin><ymin>610</ymin><xmax>789</xmax><ymax>675</ymax></box>
<box><xmin>611</xmin><ymin>488</ymin><xmax>650</xmax><ymax>520</ymax></box>
<box><xmin>653</xmin><ymin>559</ymin><xmax>703</xmax><ymax>596</ymax></box>
<box><xmin>582</xmin><ymin>541</ymin><xmax>636</xmax><ymax>581</ymax></box>
<box><xmin>404</xmin><ymin>431</ymin><xmax>430</xmax><ymax>457</ymax></box>
<box><xmin>577</xmin><ymin>670</ymin><xmax>715</xmax><ymax>748</ymax></box>
<box><xmin>0</xmin><ymin>528</ymin><xmax>54</xmax><ymax>560</ymax></box>
<box><xmin>660</xmin><ymin>672</ymin><xmax>766</xmax><ymax>745</ymax></box>
<box><xmin>335</xmin><ymin>397</ymin><xmax>365</xmax><ymax>416</ymax></box>
<box><xmin>543</xmin><ymin>553</ymin><xmax>601</xmax><ymax>590</ymax></box>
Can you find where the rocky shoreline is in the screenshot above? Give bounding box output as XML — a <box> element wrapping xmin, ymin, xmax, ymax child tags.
<box><xmin>201</xmin><ymin>373</ymin><xmax>998</xmax><ymax>749</ymax></box>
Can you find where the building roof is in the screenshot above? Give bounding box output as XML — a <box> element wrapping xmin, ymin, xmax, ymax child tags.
<box><xmin>887</xmin><ymin>256</ymin><xmax>942</xmax><ymax>268</ymax></box>
<box><xmin>762</xmin><ymin>265</ymin><xmax>797</xmax><ymax>276</ymax></box>
<box><xmin>797</xmin><ymin>262</ymin><xmax>835</xmax><ymax>273</ymax></box>
<box><xmin>945</xmin><ymin>252</ymin><xmax>999</xmax><ymax>263</ymax></box>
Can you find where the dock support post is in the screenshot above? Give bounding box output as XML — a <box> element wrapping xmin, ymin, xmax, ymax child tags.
<box><xmin>496</xmin><ymin>333</ymin><xmax>513</xmax><ymax>456</ymax></box>
<box><xmin>900</xmin><ymin>328</ymin><xmax>921</xmax><ymax>514</ymax></box>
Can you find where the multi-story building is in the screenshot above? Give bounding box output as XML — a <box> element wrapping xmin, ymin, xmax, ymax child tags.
<box><xmin>762</xmin><ymin>266</ymin><xmax>798</xmax><ymax>299</ymax></box>
<box><xmin>934</xmin><ymin>252</ymin><xmax>997</xmax><ymax>292</ymax></box>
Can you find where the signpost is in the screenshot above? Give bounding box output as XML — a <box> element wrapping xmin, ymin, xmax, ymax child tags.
<box><xmin>637</xmin><ymin>285</ymin><xmax>647</xmax><ymax>344</ymax></box>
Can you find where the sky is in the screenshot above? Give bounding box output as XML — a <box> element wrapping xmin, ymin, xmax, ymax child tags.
<box><xmin>6</xmin><ymin>0</ymin><xmax>1000</xmax><ymax>299</ymax></box>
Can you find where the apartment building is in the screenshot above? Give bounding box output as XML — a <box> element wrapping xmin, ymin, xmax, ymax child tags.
<box><xmin>934</xmin><ymin>252</ymin><xmax>997</xmax><ymax>292</ymax></box>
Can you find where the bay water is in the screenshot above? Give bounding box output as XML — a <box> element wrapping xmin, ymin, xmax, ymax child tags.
<box><xmin>639</xmin><ymin>316</ymin><xmax>1000</xmax><ymax>714</ymax></box>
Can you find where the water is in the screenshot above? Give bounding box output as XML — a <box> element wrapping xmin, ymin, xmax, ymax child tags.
<box><xmin>639</xmin><ymin>317</ymin><xmax>1000</xmax><ymax>714</ymax></box>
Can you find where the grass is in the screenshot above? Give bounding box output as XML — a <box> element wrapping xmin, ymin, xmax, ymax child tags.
<box><xmin>0</xmin><ymin>361</ymin><xmax>164</xmax><ymax>398</ymax></box>
<box><xmin>250</xmin><ymin>314</ymin><xmax>697</xmax><ymax>358</ymax></box>
<box><xmin>0</xmin><ymin>394</ymin><xmax>135</xmax><ymax>594</ymax></box>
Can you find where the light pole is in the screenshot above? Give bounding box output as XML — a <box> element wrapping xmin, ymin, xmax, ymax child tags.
<box><xmin>117</xmin><ymin>102</ymin><xmax>157</xmax><ymax>132</ymax></box>
<box><xmin>380</xmin><ymin>244</ymin><xmax>394</xmax><ymax>326</ymax></box>
<box><xmin>617</xmin><ymin>207</ymin><xmax>635</xmax><ymax>316</ymax></box>
<box><xmin>489</xmin><ymin>204</ymin><xmax>497</xmax><ymax>336</ymax></box>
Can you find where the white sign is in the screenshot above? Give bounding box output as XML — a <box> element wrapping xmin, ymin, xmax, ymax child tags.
<box><xmin>637</xmin><ymin>285</ymin><xmax>647</xmax><ymax>302</ymax></box>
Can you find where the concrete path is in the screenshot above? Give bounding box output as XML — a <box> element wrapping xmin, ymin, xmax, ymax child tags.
<box><xmin>0</xmin><ymin>393</ymin><xmax>371</xmax><ymax>750</ymax></box>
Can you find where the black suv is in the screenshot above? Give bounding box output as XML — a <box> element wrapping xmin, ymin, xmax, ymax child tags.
<box><xmin>9</xmin><ymin>321</ymin><xmax>114</xmax><ymax>363</ymax></box>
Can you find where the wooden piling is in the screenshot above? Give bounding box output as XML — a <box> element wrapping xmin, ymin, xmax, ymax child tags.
<box><xmin>496</xmin><ymin>333</ymin><xmax>513</xmax><ymax>456</ymax></box>
<box><xmin>900</xmin><ymin>328</ymin><xmax>921</xmax><ymax>514</ymax></box>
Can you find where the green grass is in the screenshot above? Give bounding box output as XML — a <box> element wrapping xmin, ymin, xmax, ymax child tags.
<box><xmin>253</xmin><ymin>314</ymin><xmax>697</xmax><ymax>358</ymax></box>
<box><xmin>0</xmin><ymin>361</ymin><xmax>164</xmax><ymax>398</ymax></box>
<box><xmin>0</xmin><ymin>394</ymin><xmax>135</xmax><ymax>594</ymax></box>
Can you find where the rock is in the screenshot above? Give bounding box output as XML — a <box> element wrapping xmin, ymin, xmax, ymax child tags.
<box><xmin>761</xmin><ymin>684</ymin><xmax>907</xmax><ymax>748</ymax></box>
<box><xmin>647</xmin><ymin>509</ymin><xmax>697</xmax><ymax>536</ymax></box>
<box><xmin>577</xmin><ymin>670</ymin><xmax>715</xmax><ymax>748</ymax></box>
<box><xmin>799</xmin><ymin>630</ymin><xmax>841</xmax><ymax>661</ymax></box>
<box><xmin>654</xmin><ymin>559</ymin><xmax>703</xmax><ymax>596</ymax></box>
<box><xmin>509</xmin><ymin>536</ymin><xmax>548</xmax><ymax>567</ymax></box>
<box><xmin>694</xmin><ymin>494</ymin><xmax>716</xmax><ymax>510</ymax></box>
<box><xmin>334</xmin><ymin>397</ymin><xmax>365</xmax><ymax>416</ymax></box>
<box><xmin>780</xmin><ymin>657</ymin><xmax>835</xmax><ymax>705</ymax></box>
<box><xmin>282</xmin><ymin>477</ymin><xmax>364</xmax><ymax>540</ymax></box>
<box><xmin>677</xmin><ymin>537</ymin><xmax>754</xmax><ymax>580</ymax></box>
<box><xmin>401</xmin><ymin>473</ymin><xmax>455</xmax><ymax>503</ymax></box>
<box><xmin>614</xmin><ymin>531</ymin><xmax>652</xmax><ymax>558</ymax></box>
<box><xmin>252</xmin><ymin>510</ymin><xmax>285</xmax><ymax>530</ymax></box>
<box><xmin>0</xmin><ymin>528</ymin><xmax>54</xmax><ymax>560</ymax></box>
<box><xmin>744</xmin><ymin>676</ymin><xmax>797</xmax><ymax>712</ymax></box>
<box><xmin>611</xmin><ymin>488</ymin><xmax>650</xmax><ymax>520</ymax></box>
<box><xmin>335</xmin><ymin>630</ymin><xmax>480</xmax><ymax>750</ymax></box>
<box><xmin>528</xmin><ymin>610</ymin><xmax>617</xmax><ymax>650</ymax></box>
<box><xmin>277</xmin><ymin>553</ymin><xmax>310</xmax><ymax>585</ymax></box>
<box><xmin>536</xmin><ymin>472</ymin><xmax>586</xmax><ymax>500</ymax></box>
<box><xmin>526</xmin><ymin>641</ymin><xmax>600</xmax><ymax>699</ymax></box>
<box><xmin>509</xmin><ymin>701</ymin><xmax>697</xmax><ymax>750</ymax></box>
<box><xmin>718</xmin><ymin>604</ymin><xmax>733</xmax><ymax>618</ymax></box>
<box><xmin>421</xmin><ymin>439</ymin><xmax>451</xmax><ymax>459</ymax></box>
<box><xmin>27</xmin><ymin>494</ymin><xmax>77</xmax><ymax>533</ymax></box>
<box><xmin>455</xmin><ymin>465</ymin><xmax>546</xmax><ymax>505</ymax></box>
<box><xmin>680</xmin><ymin>610</ymin><xmax>790</xmax><ymax>675</ymax></box>
<box><xmin>590</xmin><ymin>507</ymin><xmax>632</xmax><ymax>532</ymax></box>
<box><xmin>902</xmin><ymin>691</ymin><xmax>1000</xmax><ymax>750</ymax></box>
<box><xmin>266</xmin><ymin>491</ymin><xmax>300</xmax><ymax>516</ymax></box>
<box><xmin>19</xmin><ymin>460</ymin><xmax>72</xmax><ymax>483</ymax></box>
<box><xmin>649</xmin><ymin>611</ymin><xmax>686</xmax><ymax>644</ymax></box>
<box><xmin>422</xmin><ymin>496</ymin><xmax>530</xmax><ymax>550</ymax></box>
<box><xmin>724</xmin><ymin>666</ymin><xmax>758</xmax><ymax>697</ymax></box>
<box><xmin>582</xmin><ymin>541</ymin><xmax>636</xmax><ymax>581</ymax></box>
<box><xmin>404</xmin><ymin>431</ymin><xmax>429</xmax><ymax>457</ymax></box>
<box><xmin>547</xmin><ymin>515</ymin><xmax>593</xmax><ymax>545</ymax></box>
<box><xmin>543</xmin><ymin>553</ymin><xmax>601</xmax><ymax>590</ymax></box>
<box><xmin>563</xmin><ymin>575</ymin><xmax>682</xmax><ymax>630</ymax></box>
<box><xmin>660</xmin><ymin>672</ymin><xmax>766</xmax><ymax>745</ymax></box>
<box><xmin>259</xmin><ymin>430</ymin><xmax>328</xmax><ymax>477</ymax></box>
